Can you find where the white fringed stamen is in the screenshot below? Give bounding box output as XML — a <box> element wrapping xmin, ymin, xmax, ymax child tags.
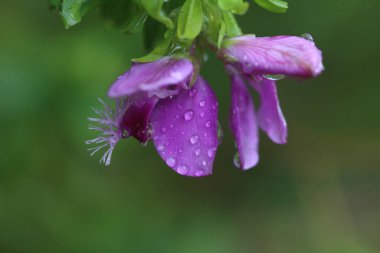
<box><xmin>85</xmin><ymin>98</ymin><xmax>128</xmax><ymax>166</ymax></box>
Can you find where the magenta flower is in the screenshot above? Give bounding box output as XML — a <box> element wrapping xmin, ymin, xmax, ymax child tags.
<box><xmin>86</xmin><ymin>35</ymin><xmax>323</xmax><ymax>175</ymax></box>
<box><xmin>218</xmin><ymin>35</ymin><xmax>324</xmax><ymax>170</ymax></box>
<box><xmin>86</xmin><ymin>56</ymin><xmax>219</xmax><ymax>177</ymax></box>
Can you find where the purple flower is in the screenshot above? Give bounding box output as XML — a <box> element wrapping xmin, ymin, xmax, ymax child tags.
<box><xmin>86</xmin><ymin>56</ymin><xmax>219</xmax><ymax>177</ymax></box>
<box><xmin>86</xmin><ymin>35</ymin><xmax>324</xmax><ymax>175</ymax></box>
<box><xmin>218</xmin><ymin>35</ymin><xmax>324</xmax><ymax>170</ymax></box>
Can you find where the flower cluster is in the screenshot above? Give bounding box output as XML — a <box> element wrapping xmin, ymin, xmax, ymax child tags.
<box><xmin>87</xmin><ymin>33</ymin><xmax>323</xmax><ymax>176</ymax></box>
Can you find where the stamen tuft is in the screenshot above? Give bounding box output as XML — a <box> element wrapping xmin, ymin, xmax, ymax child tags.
<box><xmin>85</xmin><ymin>98</ymin><xmax>128</xmax><ymax>166</ymax></box>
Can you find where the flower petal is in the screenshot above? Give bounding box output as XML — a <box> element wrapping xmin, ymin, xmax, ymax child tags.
<box><xmin>118</xmin><ymin>94</ymin><xmax>159</xmax><ymax>144</ymax></box>
<box><xmin>249</xmin><ymin>76</ymin><xmax>287</xmax><ymax>144</ymax></box>
<box><xmin>108</xmin><ymin>57</ymin><xmax>193</xmax><ymax>97</ymax></box>
<box><xmin>150</xmin><ymin>77</ymin><xmax>219</xmax><ymax>177</ymax></box>
<box><xmin>220</xmin><ymin>35</ymin><xmax>324</xmax><ymax>78</ymax></box>
<box><xmin>229</xmin><ymin>75</ymin><xmax>259</xmax><ymax>170</ymax></box>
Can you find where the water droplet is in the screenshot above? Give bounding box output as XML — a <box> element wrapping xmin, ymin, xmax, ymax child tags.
<box><xmin>170</xmin><ymin>71</ymin><xmax>183</xmax><ymax>79</ymax></box>
<box><xmin>169</xmin><ymin>124</ymin><xmax>174</xmax><ymax>128</ymax></box>
<box><xmin>157</xmin><ymin>145</ymin><xmax>165</xmax><ymax>151</ymax></box>
<box><xmin>201</xmin><ymin>160</ymin><xmax>207</xmax><ymax>166</ymax></box>
<box><xmin>189</xmin><ymin>89</ymin><xmax>197</xmax><ymax>97</ymax></box>
<box><xmin>233</xmin><ymin>153</ymin><xmax>241</xmax><ymax>168</ymax></box>
<box><xmin>178</xmin><ymin>149</ymin><xmax>184</xmax><ymax>153</ymax></box>
<box><xmin>212</xmin><ymin>104</ymin><xmax>217</xmax><ymax>111</ymax></box>
<box><xmin>190</xmin><ymin>134</ymin><xmax>199</xmax><ymax>144</ymax></box>
<box><xmin>199</xmin><ymin>100</ymin><xmax>206</xmax><ymax>107</ymax></box>
<box><xmin>177</xmin><ymin>165</ymin><xmax>189</xmax><ymax>175</ymax></box>
<box><xmin>203</xmin><ymin>53</ymin><xmax>209</xmax><ymax>62</ymax></box>
<box><xmin>195</xmin><ymin>169</ymin><xmax>204</xmax><ymax>177</ymax></box>
<box><xmin>300</xmin><ymin>33</ymin><xmax>314</xmax><ymax>42</ymax></box>
<box><xmin>161</xmin><ymin>127</ymin><xmax>167</xmax><ymax>133</ymax></box>
<box><xmin>207</xmin><ymin>148</ymin><xmax>215</xmax><ymax>158</ymax></box>
<box><xmin>166</xmin><ymin>157</ymin><xmax>176</xmax><ymax>167</ymax></box>
<box><xmin>263</xmin><ymin>74</ymin><xmax>285</xmax><ymax>81</ymax></box>
<box><xmin>194</xmin><ymin>148</ymin><xmax>202</xmax><ymax>156</ymax></box>
<box><xmin>205</xmin><ymin>121</ymin><xmax>211</xmax><ymax>128</ymax></box>
<box><xmin>184</xmin><ymin>110</ymin><xmax>194</xmax><ymax>121</ymax></box>
<box><xmin>175</xmin><ymin>115</ymin><xmax>179</xmax><ymax>119</ymax></box>
<box><xmin>200</xmin><ymin>111</ymin><xmax>205</xmax><ymax>118</ymax></box>
<box><xmin>217</xmin><ymin>122</ymin><xmax>224</xmax><ymax>144</ymax></box>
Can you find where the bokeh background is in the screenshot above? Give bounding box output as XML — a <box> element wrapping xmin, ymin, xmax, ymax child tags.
<box><xmin>0</xmin><ymin>0</ymin><xmax>379</xmax><ymax>252</ymax></box>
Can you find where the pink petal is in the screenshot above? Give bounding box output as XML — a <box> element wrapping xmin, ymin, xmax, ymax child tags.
<box><xmin>220</xmin><ymin>35</ymin><xmax>324</xmax><ymax>78</ymax></box>
<box><xmin>249</xmin><ymin>76</ymin><xmax>287</xmax><ymax>144</ymax></box>
<box><xmin>150</xmin><ymin>77</ymin><xmax>219</xmax><ymax>177</ymax></box>
<box><xmin>108</xmin><ymin>57</ymin><xmax>193</xmax><ymax>97</ymax></box>
<box><xmin>229</xmin><ymin>75</ymin><xmax>259</xmax><ymax>170</ymax></box>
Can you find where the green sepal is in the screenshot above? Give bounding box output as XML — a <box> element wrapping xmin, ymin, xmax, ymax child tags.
<box><xmin>217</xmin><ymin>21</ymin><xmax>226</xmax><ymax>48</ymax></box>
<box><xmin>218</xmin><ymin>0</ymin><xmax>249</xmax><ymax>15</ymax></box>
<box><xmin>253</xmin><ymin>0</ymin><xmax>288</xmax><ymax>13</ymax></box>
<box><xmin>136</xmin><ymin>0</ymin><xmax>174</xmax><ymax>29</ymax></box>
<box><xmin>222</xmin><ymin>10</ymin><xmax>242</xmax><ymax>37</ymax></box>
<box><xmin>177</xmin><ymin>0</ymin><xmax>204</xmax><ymax>41</ymax></box>
<box><xmin>133</xmin><ymin>33</ymin><xmax>172</xmax><ymax>63</ymax></box>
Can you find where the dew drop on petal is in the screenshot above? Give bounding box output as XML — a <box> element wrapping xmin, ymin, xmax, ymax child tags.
<box><xmin>233</xmin><ymin>152</ymin><xmax>241</xmax><ymax>168</ymax></box>
<box><xmin>166</xmin><ymin>157</ymin><xmax>177</xmax><ymax>167</ymax></box>
<box><xmin>200</xmin><ymin>111</ymin><xmax>205</xmax><ymax>118</ymax></box>
<box><xmin>201</xmin><ymin>160</ymin><xmax>207</xmax><ymax>166</ymax></box>
<box><xmin>199</xmin><ymin>100</ymin><xmax>206</xmax><ymax>107</ymax></box>
<box><xmin>300</xmin><ymin>33</ymin><xmax>314</xmax><ymax>42</ymax></box>
<box><xmin>161</xmin><ymin>127</ymin><xmax>167</xmax><ymax>133</ymax></box>
<box><xmin>194</xmin><ymin>148</ymin><xmax>202</xmax><ymax>156</ymax></box>
<box><xmin>263</xmin><ymin>74</ymin><xmax>285</xmax><ymax>81</ymax></box>
<box><xmin>184</xmin><ymin>110</ymin><xmax>194</xmax><ymax>121</ymax></box>
<box><xmin>195</xmin><ymin>169</ymin><xmax>204</xmax><ymax>177</ymax></box>
<box><xmin>207</xmin><ymin>148</ymin><xmax>215</xmax><ymax>158</ymax></box>
<box><xmin>189</xmin><ymin>134</ymin><xmax>199</xmax><ymax>144</ymax></box>
<box><xmin>157</xmin><ymin>145</ymin><xmax>165</xmax><ymax>151</ymax></box>
<box><xmin>189</xmin><ymin>89</ymin><xmax>197</xmax><ymax>97</ymax></box>
<box><xmin>177</xmin><ymin>165</ymin><xmax>189</xmax><ymax>175</ymax></box>
<box><xmin>205</xmin><ymin>121</ymin><xmax>211</xmax><ymax>128</ymax></box>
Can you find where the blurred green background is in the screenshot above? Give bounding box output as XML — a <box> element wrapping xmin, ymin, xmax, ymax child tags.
<box><xmin>0</xmin><ymin>0</ymin><xmax>379</xmax><ymax>252</ymax></box>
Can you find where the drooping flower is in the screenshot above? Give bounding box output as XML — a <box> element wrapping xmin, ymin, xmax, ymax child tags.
<box><xmin>87</xmin><ymin>56</ymin><xmax>220</xmax><ymax>176</ymax></box>
<box><xmin>86</xmin><ymin>56</ymin><xmax>194</xmax><ymax>165</ymax></box>
<box><xmin>218</xmin><ymin>35</ymin><xmax>324</xmax><ymax>170</ymax></box>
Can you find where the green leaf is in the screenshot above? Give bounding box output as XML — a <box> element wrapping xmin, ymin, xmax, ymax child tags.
<box><xmin>222</xmin><ymin>10</ymin><xmax>242</xmax><ymax>37</ymax></box>
<box><xmin>136</xmin><ymin>0</ymin><xmax>174</xmax><ymax>29</ymax></box>
<box><xmin>60</xmin><ymin>0</ymin><xmax>91</xmax><ymax>29</ymax></box>
<box><xmin>253</xmin><ymin>0</ymin><xmax>288</xmax><ymax>13</ymax></box>
<box><xmin>218</xmin><ymin>0</ymin><xmax>249</xmax><ymax>15</ymax></box>
<box><xmin>133</xmin><ymin>36</ymin><xmax>172</xmax><ymax>62</ymax></box>
<box><xmin>217</xmin><ymin>21</ymin><xmax>226</xmax><ymax>48</ymax></box>
<box><xmin>101</xmin><ymin>0</ymin><xmax>147</xmax><ymax>34</ymax></box>
<box><xmin>177</xmin><ymin>0</ymin><xmax>203</xmax><ymax>41</ymax></box>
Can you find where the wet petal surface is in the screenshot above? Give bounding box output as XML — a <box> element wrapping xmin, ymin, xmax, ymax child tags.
<box><xmin>229</xmin><ymin>75</ymin><xmax>259</xmax><ymax>170</ymax></box>
<box><xmin>220</xmin><ymin>35</ymin><xmax>324</xmax><ymax>78</ymax></box>
<box><xmin>150</xmin><ymin>77</ymin><xmax>219</xmax><ymax>177</ymax></box>
<box><xmin>249</xmin><ymin>76</ymin><xmax>287</xmax><ymax>144</ymax></box>
<box><xmin>108</xmin><ymin>57</ymin><xmax>193</xmax><ymax>97</ymax></box>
